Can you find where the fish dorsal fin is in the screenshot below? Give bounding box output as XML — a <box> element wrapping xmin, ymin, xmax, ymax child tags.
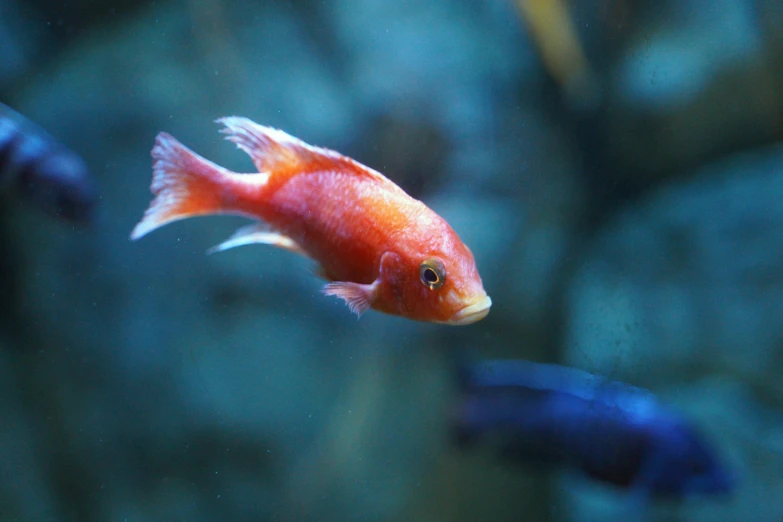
<box><xmin>216</xmin><ymin>117</ymin><xmax>400</xmax><ymax>190</ymax></box>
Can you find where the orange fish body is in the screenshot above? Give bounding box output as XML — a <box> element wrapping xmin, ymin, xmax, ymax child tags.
<box><xmin>131</xmin><ymin>117</ymin><xmax>491</xmax><ymax>325</ymax></box>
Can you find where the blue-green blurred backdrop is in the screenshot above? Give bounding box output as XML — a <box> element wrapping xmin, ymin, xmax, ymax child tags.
<box><xmin>1</xmin><ymin>0</ymin><xmax>783</xmax><ymax>520</ymax></box>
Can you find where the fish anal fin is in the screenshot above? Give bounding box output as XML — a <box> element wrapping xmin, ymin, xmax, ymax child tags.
<box><xmin>322</xmin><ymin>280</ymin><xmax>378</xmax><ymax>318</ymax></box>
<box><xmin>207</xmin><ymin>223</ymin><xmax>308</xmax><ymax>257</ymax></box>
<box><xmin>215</xmin><ymin>116</ymin><xmax>399</xmax><ymax>190</ymax></box>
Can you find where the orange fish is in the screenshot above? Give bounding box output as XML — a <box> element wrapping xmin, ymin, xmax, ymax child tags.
<box><xmin>130</xmin><ymin>117</ymin><xmax>491</xmax><ymax>325</ymax></box>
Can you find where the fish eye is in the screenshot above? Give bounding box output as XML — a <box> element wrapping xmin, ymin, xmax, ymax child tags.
<box><xmin>419</xmin><ymin>258</ymin><xmax>446</xmax><ymax>290</ymax></box>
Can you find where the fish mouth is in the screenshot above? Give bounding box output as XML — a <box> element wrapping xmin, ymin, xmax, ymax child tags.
<box><xmin>447</xmin><ymin>295</ymin><xmax>492</xmax><ymax>325</ymax></box>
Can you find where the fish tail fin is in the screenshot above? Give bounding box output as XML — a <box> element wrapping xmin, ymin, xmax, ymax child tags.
<box><xmin>130</xmin><ymin>132</ymin><xmax>265</xmax><ymax>240</ymax></box>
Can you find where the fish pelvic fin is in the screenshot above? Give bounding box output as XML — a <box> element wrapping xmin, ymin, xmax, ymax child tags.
<box><xmin>216</xmin><ymin>116</ymin><xmax>400</xmax><ymax>190</ymax></box>
<box><xmin>130</xmin><ymin>132</ymin><xmax>269</xmax><ymax>240</ymax></box>
<box><xmin>322</xmin><ymin>280</ymin><xmax>379</xmax><ymax>318</ymax></box>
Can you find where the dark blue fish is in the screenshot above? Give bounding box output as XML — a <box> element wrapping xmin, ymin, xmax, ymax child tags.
<box><xmin>452</xmin><ymin>359</ymin><xmax>737</xmax><ymax>498</ymax></box>
<box><xmin>0</xmin><ymin>102</ymin><xmax>97</xmax><ymax>223</ymax></box>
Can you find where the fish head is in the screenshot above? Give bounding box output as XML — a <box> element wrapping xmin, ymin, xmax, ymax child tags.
<box><xmin>378</xmin><ymin>221</ymin><xmax>491</xmax><ymax>325</ymax></box>
<box><xmin>645</xmin><ymin>420</ymin><xmax>737</xmax><ymax>497</ymax></box>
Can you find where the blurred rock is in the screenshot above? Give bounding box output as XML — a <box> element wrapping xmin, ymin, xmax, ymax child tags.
<box><xmin>564</xmin><ymin>143</ymin><xmax>783</xmax><ymax>520</ymax></box>
<box><xmin>2</xmin><ymin>0</ymin><xmax>548</xmax><ymax>520</ymax></box>
<box><xmin>0</xmin><ymin>1</ymin><xmax>39</xmax><ymax>87</ymax></box>
<box><xmin>566</xmin><ymin>143</ymin><xmax>783</xmax><ymax>386</ymax></box>
<box><xmin>6</xmin><ymin>0</ymin><xmax>782</xmax><ymax>520</ymax></box>
<box><xmin>0</xmin><ymin>341</ymin><xmax>60</xmax><ymax>521</ymax></box>
<box><xmin>605</xmin><ymin>0</ymin><xmax>783</xmax><ymax>187</ymax></box>
<box><xmin>327</xmin><ymin>0</ymin><xmax>542</xmax><ymax>190</ymax></box>
<box><xmin>351</xmin><ymin>111</ymin><xmax>449</xmax><ymax>199</ymax></box>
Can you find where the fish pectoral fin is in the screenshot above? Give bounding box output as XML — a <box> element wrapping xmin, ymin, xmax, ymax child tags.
<box><xmin>206</xmin><ymin>223</ymin><xmax>308</xmax><ymax>257</ymax></box>
<box><xmin>322</xmin><ymin>280</ymin><xmax>379</xmax><ymax>318</ymax></box>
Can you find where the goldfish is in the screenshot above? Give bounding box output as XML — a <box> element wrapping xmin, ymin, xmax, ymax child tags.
<box><xmin>452</xmin><ymin>359</ymin><xmax>737</xmax><ymax>498</ymax></box>
<box><xmin>130</xmin><ymin>117</ymin><xmax>491</xmax><ymax>325</ymax></box>
<box><xmin>0</xmin><ymin>102</ymin><xmax>97</xmax><ymax>223</ymax></box>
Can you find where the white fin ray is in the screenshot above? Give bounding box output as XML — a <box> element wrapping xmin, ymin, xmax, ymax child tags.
<box><xmin>215</xmin><ymin>116</ymin><xmax>397</xmax><ymax>188</ymax></box>
<box><xmin>216</xmin><ymin>116</ymin><xmax>317</xmax><ymax>173</ymax></box>
<box><xmin>207</xmin><ymin>223</ymin><xmax>308</xmax><ymax>257</ymax></box>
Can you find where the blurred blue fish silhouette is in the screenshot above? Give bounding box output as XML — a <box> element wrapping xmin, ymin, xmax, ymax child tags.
<box><xmin>452</xmin><ymin>359</ymin><xmax>737</xmax><ymax>499</ymax></box>
<box><xmin>0</xmin><ymin>102</ymin><xmax>97</xmax><ymax>223</ymax></box>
